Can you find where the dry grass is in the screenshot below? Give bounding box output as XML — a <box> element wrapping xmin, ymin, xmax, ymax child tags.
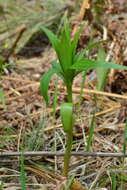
<box><xmin>0</xmin><ymin>0</ymin><xmax>127</xmax><ymax>189</ymax></box>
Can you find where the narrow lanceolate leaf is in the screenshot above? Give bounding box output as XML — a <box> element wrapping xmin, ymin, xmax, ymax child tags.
<box><xmin>58</xmin><ymin>29</ymin><xmax>72</xmax><ymax>71</ymax></box>
<box><xmin>51</xmin><ymin>60</ymin><xmax>63</xmax><ymax>74</ymax></box>
<box><xmin>74</xmin><ymin>48</ymin><xmax>88</xmax><ymax>63</ymax></box>
<box><xmin>74</xmin><ymin>40</ymin><xmax>107</xmax><ymax>63</ymax></box>
<box><xmin>63</xmin><ymin>20</ymin><xmax>71</xmax><ymax>41</ymax></box>
<box><xmin>123</xmin><ymin>120</ymin><xmax>127</xmax><ymax>154</ymax></box>
<box><xmin>71</xmin><ymin>26</ymin><xmax>83</xmax><ymax>57</ymax></box>
<box><xmin>96</xmin><ymin>48</ymin><xmax>108</xmax><ymax>90</ymax></box>
<box><xmin>86</xmin><ymin>40</ymin><xmax>108</xmax><ymax>50</ymax></box>
<box><xmin>40</xmin><ymin>26</ymin><xmax>59</xmax><ymax>54</ymax></box>
<box><xmin>0</xmin><ymin>88</ymin><xmax>6</xmax><ymax>110</ymax></box>
<box><xmin>60</xmin><ymin>103</ymin><xmax>73</xmax><ymax>132</ymax></box>
<box><xmin>71</xmin><ymin>59</ymin><xmax>127</xmax><ymax>71</ymax></box>
<box><xmin>0</xmin><ymin>88</ymin><xmax>4</xmax><ymax>103</ymax></box>
<box><xmin>40</xmin><ymin>69</ymin><xmax>58</xmax><ymax>104</ymax></box>
<box><xmin>56</xmin><ymin>28</ymin><xmax>74</xmax><ymax>81</ymax></box>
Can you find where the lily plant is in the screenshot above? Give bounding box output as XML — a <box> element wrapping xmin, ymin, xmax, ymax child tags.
<box><xmin>40</xmin><ymin>21</ymin><xmax>127</xmax><ymax>177</ymax></box>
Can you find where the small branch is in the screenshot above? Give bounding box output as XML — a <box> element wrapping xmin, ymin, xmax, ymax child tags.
<box><xmin>79</xmin><ymin>0</ymin><xmax>90</xmax><ymax>21</ymax></box>
<box><xmin>0</xmin><ymin>151</ymin><xmax>127</xmax><ymax>158</ymax></box>
<box><xmin>5</xmin><ymin>24</ymin><xmax>27</xmax><ymax>62</ymax></box>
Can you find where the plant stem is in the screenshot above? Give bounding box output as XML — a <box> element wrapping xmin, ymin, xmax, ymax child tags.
<box><xmin>63</xmin><ymin>82</ymin><xmax>73</xmax><ymax>177</ymax></box>
<box><xmin>63</xmin><ymin>128</ymin><xmax>73</xmax><ymax>177</ymax></box>
<box><xmin>66</xmin><ymin>82</ymin><xmax>73</xmax><ymax>102</ymax></box>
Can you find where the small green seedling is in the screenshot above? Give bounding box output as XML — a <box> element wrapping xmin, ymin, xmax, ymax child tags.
<box><xmin>0</xmin><ymin>56</ymin><xmax>16</xmax><ymax>77</ymax></box>
<box><xmin>0</xmin><ymin>56</ymin><xmax>4</xmax><ymax>75</ymax></box>
<box><xmin>0</xmin><ymin>88</ymin><xmax>6</xmax><ymax>111</ymax></box>
<box><xmin>40</xmin><ymin>20</ymin><xmax>127</xmax><ymax>177</ymax></box>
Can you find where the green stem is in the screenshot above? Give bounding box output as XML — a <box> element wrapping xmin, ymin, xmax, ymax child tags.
<box><xmin>66</xmin><ymin>82</ymin><xmax>73</xmax><ymax>102</ymax></box>
<box><xmin>63</xmin><ymin>82</ymin><xmax>73</xmax><ymax>177</ymax></box>
<box><xmin>63</xmin><ymin>127</ymin><xmax>73</xmax><ymax>177</ymax></box>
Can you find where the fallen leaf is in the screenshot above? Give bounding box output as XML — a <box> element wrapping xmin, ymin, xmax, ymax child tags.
<box><xmin>71</xmin><ymin>179</ymin><xmax>87</xmax><ymax>190</ymax></box>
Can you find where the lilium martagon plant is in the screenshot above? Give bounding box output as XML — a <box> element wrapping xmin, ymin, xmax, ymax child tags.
<box><xmin>40</xmin><ymin>22</ymin><xmax>127</xmax><ymax>178</ymax></box>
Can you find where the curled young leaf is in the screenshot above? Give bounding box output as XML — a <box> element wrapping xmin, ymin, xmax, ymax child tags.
<box><xmin>60</xmin><ymin>103</ymin><xmax>73</xmax><ymax>132</ymax></box>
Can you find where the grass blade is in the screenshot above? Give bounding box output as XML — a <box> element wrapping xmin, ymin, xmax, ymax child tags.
<box><xmin>86</xmin><ymin>40</ymin><xmax>108</xmax><ymax>50</ymax></box>
<box><xmin>40</xmin><ymin>26</ymin><xmax>59</xmax><ymax>53</ymax></box>
<box><xmin>123</xmin><ymin>119</ymin><xmax>127</xmax><ymax>154</ymax></box>
<box><xmin>96</xmin><ymin>47</ymin><xmax>108</xmax><ymax>90</ymax></box>
<box><xmin>111</xmin><ymin>173</ymin><xmax>117</xmax><ymax>190</ymax></box>
<box><xmin>19</xmin><ymin>153</ymin><xmax>26</xmax><ymax>190</ymax></box>
<box><xmin>0</xmin><ymin>88</ymin><xmax>6</xmax><ymax>110</ymax></box>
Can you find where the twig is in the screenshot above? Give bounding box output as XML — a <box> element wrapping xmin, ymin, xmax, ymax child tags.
<box><xmin>73</xmin><ymin>87</ymin><xmax>127</xmax><ymax>100</ymax></box>
<box><xmin>79</xmin><ymin>0</ymin><xmax>90</xmax><ymax>21</ymax></box>
<box><xmin>5</xmin><ymin>24</ymin><xmax>27</xmax><ymax>62</ymax></box>
<box><xmin>4</xmin><ymin>85</ymin><xmax>127</xmax><ymax>101</ymax></box>
<box><xmin>0</xmin><ymin>151</ymin><xmax>127</xmax><ymax>157</ymax></box>
<box><xmin>72</xmin><ymin>0</ymin><xmax>90</xmax><ymax>36</ymax></box>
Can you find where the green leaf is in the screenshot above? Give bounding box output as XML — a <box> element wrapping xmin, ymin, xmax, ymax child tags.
<box><xmin>74</xmin><ymin>48</ymin><xmax>88</xmax><ymax>63</ymax></box>
<box><xmin>56</xmin><ymin>27</ymin><xmax>75</xmax><ymax>81</ymax></box>
<box><xmin>71</xmin><ymin>59</ymin><xmax>127</xmax><ymax>71</ymax></box>
<box><xmin>20</xmin><ymin>153</ymin><xmax>26</xmax><ymax>190</ymax></box>
<box><xmin>60</xmin><ymin>103</ymin><xmax>73</xmax><ymax>132</ymax></box>
<box><xmin>74</xmin><ymin>40</ymin><xmax>107</xmax><ymax>63</ymax></box>
<box><xmin>0</xmin><ymin>88</ymin><xmax>6</xmax><ymax>110</ymax></box>
<box><xmin>58</xmin><ymin>29</ymin><xmax>72</xmax><ymax>71</ymax></box>
<box><xmin>0</xmin><ymin>88</ymin><xmax>4</xmax><ymax>103</ymax></box>
<box><xmin>96</xmin><ymin>48</ymin><xmax>108</xmax><ymax>90</ymax></box>
<box><xmin>51</xmin><ymin>60</ymin><xmax>64</xmax><ymax>80</ymax></box>
<box><xmin>40</xmin><ymin>69</ymin><xmax>58</xmax><ymax>104</ymax></box>
<box><xmin>0</xmin><ymin>56</ymin><xmax>4</xmax><ymax>73</ymax></box>
<box><xmin>71</xmin><ymin>26</ymin><xmax>83</xmax><ymax>57</ymax></box>
<box><xmin>123</xmin><ymin>119</ymin><xmax>127</xmax><ymax>154</ymax></box>
<box><xmin>40</xmin><ymin>26</ymin><xmax>59</xmax><ymax>54</ymax></box>
<box><xmin>51</xmin><ymin>60</ymin><xmax>63</xmax><ymax>74</ymax></box>
<box><xmin>63</xmin><ymin>20</ymin><xmax>71</xmax><ymax>41</ymax></box>
<box><xmin>86</xmin><ymin>40</ymin><xmax>108</xmax><ymax>50</ymax></box>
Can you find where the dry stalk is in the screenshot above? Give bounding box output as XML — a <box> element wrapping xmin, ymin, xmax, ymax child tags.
<box><xmin>0</xmin><ymin>151</ymin><xmax>127</xmax><ymax>158</ymax></box>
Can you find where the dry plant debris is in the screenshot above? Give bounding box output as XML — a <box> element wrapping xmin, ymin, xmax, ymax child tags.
<box><xmin>0</xmin><ymin>0</ymin><xmax>127</xmax><ymax>189</ymax></box>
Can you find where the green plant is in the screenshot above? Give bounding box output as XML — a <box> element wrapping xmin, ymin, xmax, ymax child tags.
<box><xmin>20</xmin><ymin>153</ymin><xmax>26</xmax><ymax>190</ymax></box>
<box><xmin>0</xmin><ymin>181</ymin><xmax>4</xmax><ymax>190</ymax></box>
<box><xmin>0</xmin><ymin>88</ymin><xmax>6</xmax><ymax>110</ymax></box>
<box><xmin>96</xmin><ymin>47</ymin><xmax>108</xmax><ymax>90</ymax></box>
<box><xmin>40</xmin><ymin>21</ymin><xmax>127</xmax><ymax>178</ymax></box>
<box><xmin>0</xmin><ymin>56</ymin><xmax>5</xmax><ymax>76</ymax></box>
<box><xmin>0</xmin><ymin>56</ymin><xmax>17</xmax><ymax>77</ymax></box>
<box><xmin>123</xmin><ymin>119</ymin><xmax>127</xmax><ymax>155</ymax></box>
<box><xmin>111</xmin><ymin>172</ymin><xmax>117</xmax><ymax>190</ymax></box>
<box><xmin>25</xmin><ymin>119</ymin><xmax>45</xmax><ymax>151</ymax></box>
<box><xmin>20</xmin><ymin>119</ymin><xmax>46</xmax><ymax>152</ymax></box>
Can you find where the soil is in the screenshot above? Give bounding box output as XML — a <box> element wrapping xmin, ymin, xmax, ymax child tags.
<box><xmin>0</xmin><ymin>0</ymin><xmax>127</xmax><ymax>189</ymax></box>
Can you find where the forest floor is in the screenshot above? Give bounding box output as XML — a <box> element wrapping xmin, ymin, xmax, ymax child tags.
<box><xmin>0</xmin><ymin>0</ymin><xmax>127</xmax><ymax>189</ymax></box>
